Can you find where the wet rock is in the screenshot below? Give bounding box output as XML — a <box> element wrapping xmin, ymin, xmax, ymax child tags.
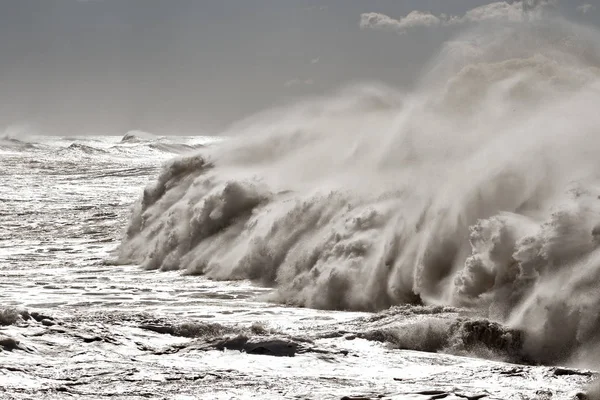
<box><xmin>455</xmin><ymin>394</ymin><xmax>488</xmax><ymax>400</ymax></box>
<box><xmin>553</xmin><ymin>367</ymin><xmax>593</xmax><ymax>377</ymax></box>
<box><xmin>81</xmin><ymin>336</ymin><xmax>103</xmax><ymax>343</ymax></box>
<box><xmin>498</xmin><ymin>367</ymin><xmax>526</xmax><ymax>377</ymax></box>
<box><xmin>0</xmin><ymin>366</ymin><xmax>27</xmax><ymax>372</ymax></box>
<box><xmin>415</xmin><ymin>390</ymin><xmax>448</xmax><ymax>395</ymax></box>
<box><xmin>30</xmin><ymin>312</ymin><xmax>54</xmax><ymax>322</ymax></box>
<box><xmin>73</xmin><ymin>333</ymin><xmax>119</xmax><ymax>345</ymax></box>
<box><xmin>0</xmin><ymin>335</ymin><xmax>21</xmax><ymax>351</ymax></box>
<box><xmin>210</xmin><ymin>335</ymin><xmax>299</xmax><ymax>357</ymax></box>
<box><xmin>405</xmin><ymin>390</ymin><xmax>488</xmax><ymax>400</ymax></box>
<box><xmin>170</xmin><ymin>333</ymin><xmax>337</xmax><ymax>358</ymax></box>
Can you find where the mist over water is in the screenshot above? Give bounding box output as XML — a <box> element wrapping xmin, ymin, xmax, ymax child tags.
<box><xmin>119</xmin><ymin>18</ymin><xmax>600</xmax><ymax>368</ymax></box>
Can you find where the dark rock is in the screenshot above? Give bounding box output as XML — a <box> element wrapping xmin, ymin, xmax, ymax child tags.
<box><xmin>498</xmin><ymin>367</ymin><xmax>526</xmax><ymax>377</ymax></box>
<box><xmin>553</xmin><ymin>367</ymin><xmax>592</xmax><ymax>377</ymax></box>
<box><xmin>0</xmin><ymin>335</ymin><xmax>21</xmax><ymax>351</ymax></box>
<box><xmin>415</xmin><ymin>390</ymin><xmax>448</xmax><ymax>395</ymax></box>
<box><xmin>80</xmin><ymin>336</ymin><xmax>103</xmax><ymax>343</ymax></box>
<box><xmin>19</xmin><ymin>310</ymin><xmax>31</xmax><ymax>321</ymax></box>
<box><xmin>30</xmin><ymin>312</ymin><xmax>54</xmax><ymax>322</ymax></box>
<box><xmin>212</xmin><ymin>335</ymin><xmax>298</xmax><ymax>357</ymax></box>
<box><xmin>74</xmin><ymin>334</ymin><xmax>118</xmax><ymax>345</ymax></box>
<box><xmin>455</xmin><ymin>394</ymin><xmax>488</xmax><ymax>400</ymax></box>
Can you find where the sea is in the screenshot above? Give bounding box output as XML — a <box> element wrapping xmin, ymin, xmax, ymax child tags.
<box><xmin>2</xmin><ymin>18</ymin><xmax>600</xmax><ymax>400</ymax></box>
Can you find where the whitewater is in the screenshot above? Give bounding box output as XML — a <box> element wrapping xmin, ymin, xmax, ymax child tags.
<box><xmin>3</xmin><ymin>16</ymin><xmax>600</xmax><ymax>400</ymax></box>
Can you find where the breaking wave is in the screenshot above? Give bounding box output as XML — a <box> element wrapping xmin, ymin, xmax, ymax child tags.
<box><xmin>59</xmin><ymin>143</ymin><xmax>109</xmax><ymax>155</ymax></box>
<box><xmin>147</xmin><ymin>142</ymin><xmax>204</xmax><ymax>154</ymax></box>
<box><xmin>115</xmin><ymin>131</ymin><xmax>208</xmax><ymax>155</ymax></box>
<box><xmin>0</xmin><ymin>128</ymin><xmax>37</xmax><ymax>152</ymax></box>
<box><xmin>119</xmin><ymin>19</ymin><xmax>600</xmax><ymax>366</ymax></box>
<box><xmin>120</xmin><ymin>130</ymin><xmax>158</xmax><ymax>143</ymax></box>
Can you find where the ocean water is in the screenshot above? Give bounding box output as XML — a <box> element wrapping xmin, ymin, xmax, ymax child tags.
<box><xmin>3</xmin><ymin>18</ymin><xmax>600</xmax><ymax>400</ymax></box>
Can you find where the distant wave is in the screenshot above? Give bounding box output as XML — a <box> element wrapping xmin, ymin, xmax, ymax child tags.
<box><xmin>147</xmin><ymin>142</ymin><xmax>204</xmax><ymax>154</ymax></box>
<box><xmin>120</xmin><ymin>130</ymin><xmax>158</xmax><ymax>143</ymax></box>
<box><xmin>0</xmin><ymin>136</ymin><xmax>36</xmax><ymax>152</ymax></box>
<box><xmin>59</xmin><ymin>143</ymin><xmax>109</xmax><ymax>155</ymax></box>
<box><xmin>1</xmin><ymin>130</ymin><xmax>210</xmax><ymax>156</ymax></box>
<box><xmin>0</xmin><ymin>125</ymin><xmax>40</xmax><ymax>151</ymax></box>
<box><xmin>118</xmin><ymin>19</ymin><xmax>600</xmax><ymax>367</ymax></box>
<box><xmin>113</xmin><ymin>131</ymin><xmax>208</xmax><ymax>155</ymax></box>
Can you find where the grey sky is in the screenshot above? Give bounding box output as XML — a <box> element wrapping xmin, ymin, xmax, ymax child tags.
<box><xmin>0</xmin><ymin>1</ymin><xmax>598</xmax><ymax>135</ymax></box>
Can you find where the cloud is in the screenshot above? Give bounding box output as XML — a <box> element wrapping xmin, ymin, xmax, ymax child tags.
<box><xmin>462</xmin><ymin>1</ymin><xmax>525</xmax><ymax>23</ymax></box>
<box><xmin>577</xmin><ymin>3</ymin><xmax>595</xmax><ymax>14</ymax></box>
<box><xmin>360</xmin><ymin>11</ymin><xmax>440</xmax><ymax>33</ymax></box>
<box><xmin>311</xmin><ymin>57</ymin><xmax>320</xmax><ymax>64</ymax></box>
<box><xmin>284</xmin><ymin>78</ymin><xmax>314</xmax><ymax>88</ymax></box>
<box><xmin>360</xmin><ymin>1</ymin><xmax>556</xmax><ymax>33</ymax></box>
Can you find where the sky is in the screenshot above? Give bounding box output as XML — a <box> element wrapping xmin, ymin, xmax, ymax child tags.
<box><xmin>0</xmin><ymin>0</ymin><xmax>598</xmax><ymax>135</ymax></box>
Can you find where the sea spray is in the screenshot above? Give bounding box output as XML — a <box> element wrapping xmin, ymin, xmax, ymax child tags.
<box><xmin>119</xmin><ymin>18</ymin><xmax>600</xmax><ymax>366</ymax></box>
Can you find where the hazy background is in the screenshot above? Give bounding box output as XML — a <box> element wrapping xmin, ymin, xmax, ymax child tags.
<box><xmin>0</xmin><ymin>0</ymin><xmax>597</xmax><ymax>135</ymax></box>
